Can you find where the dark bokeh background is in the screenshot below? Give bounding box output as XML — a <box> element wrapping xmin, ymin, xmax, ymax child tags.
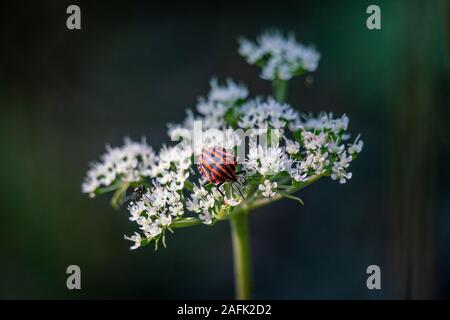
<box><xmin>0</xmin><ymin>0</ymin><xmax>448</xmax><ymax>299</ymax></box>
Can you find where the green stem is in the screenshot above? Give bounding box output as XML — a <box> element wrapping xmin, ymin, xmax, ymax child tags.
<box><xmin>272</xmin><ymin>79</ymin><xmax>288</xmax><ymax>103</ymax></box>
<box><xmin>230</xmin><ymin>210</ymin><xmax>252</xmax><ymax>300</ymax></box>
<box><xmin>171</xmin><ymin>217</ymin><xmax>203</xmax><ymax>228</ymax></box>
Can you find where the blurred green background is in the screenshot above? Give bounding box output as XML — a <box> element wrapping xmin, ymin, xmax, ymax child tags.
<box><xmin>0</xmin><ymin>0</ymin><xmax>448</xmax><ymax>299</ymax></box>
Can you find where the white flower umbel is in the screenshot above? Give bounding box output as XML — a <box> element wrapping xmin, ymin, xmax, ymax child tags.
<box><xmin>238</xmin><ymin>97</ymin><xmax>299</xmax><ymax>130</ymax></box>
<box><xmin>168</xmin><ymin>78</ymin><xmax>248</xmax><ymax>133</ymax></box>
<box><xmin>82</xmin><ymin>137</ymin><xmax>157</xmax><ymax>197</ymax></box>
<box><xmin>208</xmin><ymin>78</ymin><xmax>248</xmax><ymax>105</ymax></box>
<box><xmin>238</xmin><ymin>29</ymin><xmax>321</xmax><ymax>81</ymax></box>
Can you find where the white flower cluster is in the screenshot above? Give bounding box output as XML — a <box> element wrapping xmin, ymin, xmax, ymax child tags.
<box><xmin>124</xmin><ymin>182</ymin><xmax>182</xmax><ymax>250</ymax></box>
<box><xmin>168</xmin><ymin>78</ymin><xmax>248</xmax><ymax>134</ymax></box>
<box><xmin>82</xmin><ymin>137</ymin><xmax>156</xmax><ymax>197</ymax></box>
<box><xmin>82</xmin><ymin>29</ymin><xmax>363</xmax><ymax>250</ymax></box>
<box><xmin>238</xmin><ymin>30</ymin><xmax>321</xmax><ymax>80</ymax></box>
<box><xmin>237</xmin><ymin>97</ymin><xmax>299</xmax><ymax>130</ymax></box>
<box><xmin>186</xmin><ymin>182</ymin><xmax>242</xmax><ymax>226</ymax></box>
<box><xmin>289</xmin><ymin>113</ymin><xmax>364</xmax><ymax>184</ymax></box>
<box><xmin>245</xmin><ymin>142</ymin><xmax>292</xmax><ymax>176</ymax></box>
<box><xmin>151</xmin><ymin>144</ymin><xmax>192</xmax><ymax>192</ymax></box>
<box><xmin>124</xmin><ymin>143</ymin><xmax>193</xmax><ymax>249</ymax></box>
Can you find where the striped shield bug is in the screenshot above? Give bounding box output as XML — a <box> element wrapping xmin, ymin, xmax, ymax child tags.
<box><xmin>197</xmin><ymin>147</ymin><xmax>245</xmax><ymax>198</ymax></box>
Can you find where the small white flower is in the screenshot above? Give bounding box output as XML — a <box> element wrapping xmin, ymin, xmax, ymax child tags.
<box><xmin>128</xmin><ymin>201</ymin><xmax>146</xmax><ymax>221</ymax></box>
<box><xmin>145</xmin><ymin>223</ymin><xmax>162</xmax><ymax>239</ymax></box>
<box><xmin>348</xmin><ymin>134</ymin><xmax>364</xmax><ymax>155</ymax></box>
<box><xmin>285</xmin><ymin>138</ymin><xmax>300</xmax><ymax>154</ymax></box>
<box><xmin>169</xmin><ymin>202</ymin><xmax>184</xmax><ymax>216</ymax></box>
<box><xmin>199</xmin><ymin>194</ymin><xmax>216</xmax><ymax>209</ymax></box>
<box><xmin>290</xmin><ymin>167</ymin><xmax>308</xmax><ymax>182</ymax></box>
<box><xmin>327</xmin><ymin>140</ymin><xmax>345</xmax><ymax>154</ymax></box>
<box><xmin>158</xmin><ymin>214</ymin><xmax>172</xmax><ymax>227</ymax></box>
<box><xmin>258</xmin><ymin>179</ymin><xmax>278</xmax><ymax>197</ymax></box>
<box><xmin>199</xmin><ymin>211</ymin><xmax>213</xmax><ymax>225</ymax></box>
<box><xmin>186</xmin><ymin>197</ymin><xmax>201</xmax><ymax>213</ymax></box>
<box><xmin>124</xmin><ymin>232</ymin><xmax>142</xmax><ymax>250</ymax></box>
<box><xmin>224</xmin><ymin>196</ymin><xmax>241</xmax><ymax>207</ymax></box>
<box><xmin>330</xmin><ymin>152</ymin><xmax>353</xmax><ymax>184</ymax></box>
<box><xmin>193</xmin><ymin>184</ymin><xmax>208</xmax><ymax>199</ymax></box>
<box><xmin>149</xmin><ymin>184</ymin><xmax>168</xmax><ymax>209</ymax></box>
<box><xmin>137</xmin><ymin>217</ymin><xmax>151</xmax><ymax>231</ymax></box>
<box><xmin>302</xmin><ymin>131</ymin><xmax>328</xmax><ymax>151</ymax></box>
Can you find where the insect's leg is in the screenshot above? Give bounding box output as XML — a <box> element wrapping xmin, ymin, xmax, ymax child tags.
<box><xmin>235</xmin><ymin>179</ymin><xmax>244</xmax><ymax>186</ymax></box>
<box><xmin>235</xmin><ymin>171</ymin><xmax>247</xmax><ymax>186</ymax></box>
<box><xmin>232</xmin><ymin>182</ymin><xmax>245</xmax><ymax>199</ymax></box>
<box><xmin>216</xmin><ymin>181</ymin><xmax>225</xmax><ymax>198</ymax></box>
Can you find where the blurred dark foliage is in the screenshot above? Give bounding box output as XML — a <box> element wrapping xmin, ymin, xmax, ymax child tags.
<box><xmin>0</xmin><ymin>0</ymin><xmax>448</xmax><ymax>299</ymax></box>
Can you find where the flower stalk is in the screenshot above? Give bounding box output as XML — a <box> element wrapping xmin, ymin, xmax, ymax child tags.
<box><xmin>230</xmin><ymin>209</ymin><xmax>252</xmax><ymax>300</ymax></box>
<box><xmin>273</xmin><ymin>78</ymin><xmax>288</xmax><ymax>103</ymax></box>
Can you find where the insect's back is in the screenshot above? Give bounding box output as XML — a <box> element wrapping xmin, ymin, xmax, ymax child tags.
<box><xmin>197</xmin><ymin>147</ymin><xmax>237</xmax><ymax>185</ymax></box>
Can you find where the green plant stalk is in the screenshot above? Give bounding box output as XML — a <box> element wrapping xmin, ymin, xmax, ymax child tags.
<box><xmin>272</xmin><ymin>79</ymin><xmax>288</xmax><ymax>103</ymax></box>
<box><xmin>170</xmin><ymin>175</ymin><xmax>324</xmax><ymax>299</ymax></box>
<box><xmin>229</xmin><ymin>209</ymin><xmax>252</xmax><ymax>300</ymax></box>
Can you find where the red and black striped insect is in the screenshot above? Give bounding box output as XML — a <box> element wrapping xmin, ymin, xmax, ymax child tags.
<box><xmin>197</xmin><ymin>147</ymin><xmax>245</xmax><ymax>198</ymax></box>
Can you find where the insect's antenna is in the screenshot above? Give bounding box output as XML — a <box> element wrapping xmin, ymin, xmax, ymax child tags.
<box><xmin>232</xmin><ymin>182</ymin><xmax>245</xmax><ymax>199</ymax></box>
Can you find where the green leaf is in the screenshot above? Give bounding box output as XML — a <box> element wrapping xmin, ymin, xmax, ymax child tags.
<box><xmin>140</xmin><ymin>238</ymin><xmax>151</xmax><ymax>247</ymax></box>
<box><xmin>154</xmin><ymin>237</ymin><xmax>160</xmax><ymax>251</ymax></box>
<box><xmin>184</xmin><ymin>179</ymin><xmax>195</xmax><ymax>191</ymax></box>
<box><xmin>269</xmin><ymin>171</ymin><xmax>289</xmax><ymax>182</ymax></box>
<box><xmin>95</xmin><ymin>181</ymin><xmax>122</xmax><ymax>195</ymax></box>
<box><xmin>293</xmin><ymin>130</ymin><xmax>302</xmax><ymax>144</ymax></box>
<box><xmin>246</xmin><ymin>173</ymin><xmax>263</xmax><ymax>185</ymax></box>
<box><xmin>278</xmin><ymin>192</ymin><xmax>304</xmax><ymax>205</ymax></box>
<box><xmin>171</xmin><ymin>217</ymin><xmax>202</xmax><ymax>228</ymax></box>
<box><xmin>161</xmin><ymin>231</ymin><xmax>167</xmax><ymax>248</ymax></box>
